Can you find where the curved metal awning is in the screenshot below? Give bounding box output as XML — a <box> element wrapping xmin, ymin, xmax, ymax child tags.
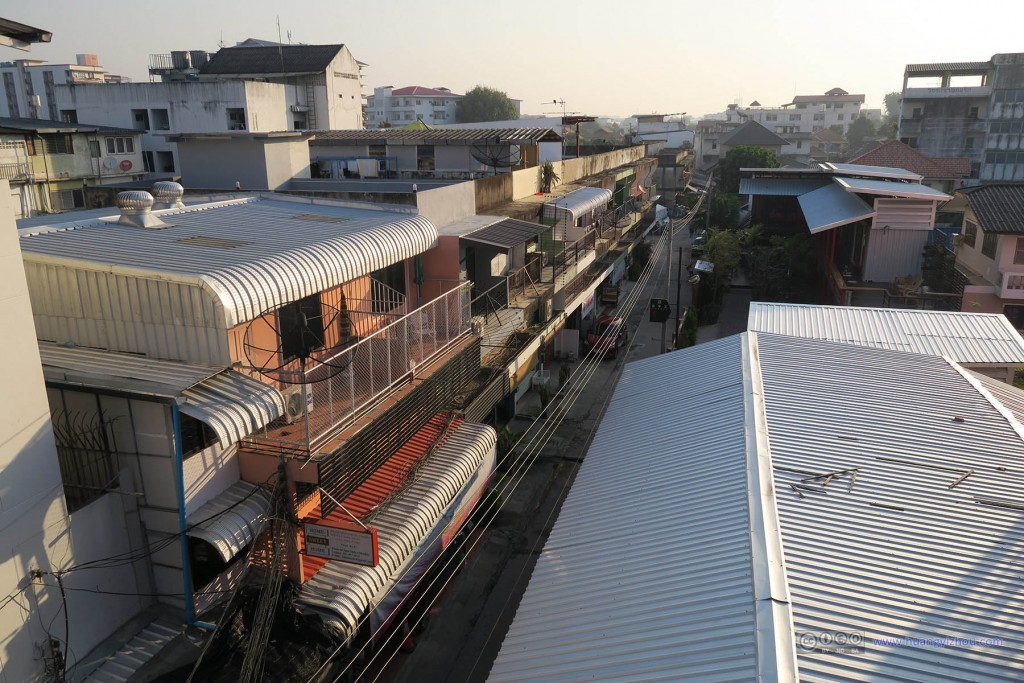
<box><xmin>543</xmin><ymin>187</ymin><xmax>613</xmax><ymax>222</ymax></box>
<box><xmin>179</xmin><ymin>370</ymin><xmax>285</xmax><ymax>445</ymax></box>
<box><xmin>187</xmin><ymin>481</ymin><xmax>272</xmax><ymax>562</ymax></box>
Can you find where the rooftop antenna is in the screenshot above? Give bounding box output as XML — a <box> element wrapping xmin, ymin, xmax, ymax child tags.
<box><xmin>218</xmin><ymin>31</ymin><xmax>225</xmax><ymax>49</ymax></box>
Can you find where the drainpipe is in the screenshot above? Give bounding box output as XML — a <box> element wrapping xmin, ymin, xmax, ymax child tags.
<box><xmin>35</xmin><ymin>134</ymin><xmax>54</xmax><ymax>212</ymax></box>
<box><xmin>171</xmin><ymin>404</ymin><xmax>216</xmax><ymax>632</ymax></box>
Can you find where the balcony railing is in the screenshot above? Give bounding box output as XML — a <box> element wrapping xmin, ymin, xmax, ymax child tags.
<box><xmin>247</xmin><ymin>282</ymin><xmax>472</xmax><ymax>453</ymax></box>
<box><xmin>0</xmin><ymin>162</ymin><xmax>29</xmax><ymax>181</ymax></box>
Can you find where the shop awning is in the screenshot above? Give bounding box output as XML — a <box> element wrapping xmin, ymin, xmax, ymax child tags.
<box><xmin>187</xmin><ymin>481</ymin><xmax>272</xmax><ymax>562</ymax></box>
<box><xmin>797</xmin><ymin>183</ymin><xmax>875</xmax><ymax>234</ymax></box>
<box><xmin>178</xmin><ymin>371</ymin><xmax>285</xmax><ymax>445</ymax></box>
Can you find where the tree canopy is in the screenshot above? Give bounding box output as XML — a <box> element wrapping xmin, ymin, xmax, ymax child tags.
<box><xmin>880</xmin><ymin>91</ymin><xmax>902</xmax><ymax>139</ymax></box>
<box><xmin>718</xmin><ymin>145</ymin><xmax>780</xmax><ymax>194</ymax></box>
<box><xmin>845</xmin><ymin>116</ymin><xmax>877</xmax><ymax>151</ymax></box>
<box><xmin>455</xmin><ymin>86</ymin><xmax>520</xmax><ymax>123</ymax></box>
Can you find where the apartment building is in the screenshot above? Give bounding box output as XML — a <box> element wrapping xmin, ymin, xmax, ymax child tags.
<box><xmin>366</xmin><ymin>85</ymin><xmax>462</xmax><ymax>128</ymax></box>
<box><xmin>0</xmin><ymin>54</ymin><xmax>125</xmax><ymax>121</ymax></box>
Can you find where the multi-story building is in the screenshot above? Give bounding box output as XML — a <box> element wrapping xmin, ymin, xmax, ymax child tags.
<box><xmin>366</xmin><ymin>86</ymin><xmax>462</xmax><ymax>128</ymax></box>
<box><xmin>718</xmin><ymin>88</ymin><xmax>867</xmax><ymax>137</ymax></box>
<box><xmin>899</xmin><ymin>53</ymin><xmax>1024</xmax><ymax>183</ymax></box>
<box><xmin>0</xmin><ymin>116</ymin><xmax>144</xmax><ymax>217</ymax></box>
<box><xmin>0</xmin><ymin>54</ymin><xmax>126</xmax><ymax>121</ymax></box>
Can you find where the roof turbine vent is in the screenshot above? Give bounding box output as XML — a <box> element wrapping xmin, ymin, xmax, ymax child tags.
<box><xmin>116</xmin><ymin>191</ymin><xmax>166</xmax><ymax>229</ymax></box>
<box><xmin>152</xmin><ymin>181</ymin><xmax>186</xmax><ymax>210</ymax></box>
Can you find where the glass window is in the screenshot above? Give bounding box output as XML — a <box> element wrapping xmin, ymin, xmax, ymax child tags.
<box><xmin>982</xmin><ymin>231</ymin><xmax>998</xmax><ymax>259</ymax></box>
<box><xmin>417</xmin><ymin>144</ymin><xmax>435</xmax><ymax>171</ymax></box>
<box><xmin>962</xmin><ymin>219</ymin><xmax>978</xmax><ymax>248</ymax></box>
<box><xmin>1015</xmin><ymin>237</ymin><xmax>1024</xmax><ymax>265</ymax></box>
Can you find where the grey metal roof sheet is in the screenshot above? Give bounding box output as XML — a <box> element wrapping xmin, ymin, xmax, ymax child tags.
<box><xmin>960</xmin><ymin>184</ymin><xmax>1024</xmax><ymax>234</ymax></box>
<box><xmin>19</xmin><ymin>196</ymin><xmax>438</xmax><ymax>327</ymax></box>
<box><xmin>187</xmin><ymin>481</ymin><xmax>272</xmax><ymax>562</ymax></box>
<box><xmin>296</xmin><ymin>422</ymin><xmax>496</xmax><ymax>641</ymax></box>
<box><xmin>489</xmin><ymin>334</ymin><xmax>797</xmax><ymax>683</ymax></box>
<box><xmin>311</xmin><ymin>127</ymin><xmax>562</xmax><ymax>145</ymax></box>
<box><xmin>717</xmin><ymin>120</ymin><xmax>790</xmax><ymax>147</ymax></box>
<box><xmin>739</xmin><ymin>178</ymin><xmax>830</xmax><ymax>196</ymax></box>
<box><xmin>0</xmin><ymin>115</ymin><xmax>134</xmax><ymax>135</ymax></box>
<box><xmin>797</xmin><ymin>183</ymin><xmax>875</xmax><ymax>233</ymax></box>
<box><xmin>747</xmin><ymin>303</ymin><xmax>1024</xmax><ymax>365</ymax></box>
<box><xmin>199</xmin><ymin>44</ymin><xmax>343</xmax><ymax>75</ymax></box>
<box><xmin>38</xmin><ymin>341</ymin><xmax>284</xmax><ymax>444</ymax></box>
<box><xmin>823</xmin><ymin>162</ymin><xmax>925</xmax><ymax>181</ymax></box>
<box><xmin>835</xmin><ymin>175</ymin><xmax>952</xmax><ymax>200</ymax></box>
<box><xmin>462</xmin><ymin>217</ymin><xmax>548</xmax><ymax>249</ymax></box>
<box><xmin>906</xmin><ymin>61</ymin><xmax>992</xmax><ymax>74</ymax></box>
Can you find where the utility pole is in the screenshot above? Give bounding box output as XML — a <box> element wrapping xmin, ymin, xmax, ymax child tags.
<box><xmin>662</xmin><ymin>217</ymin><xmax>673</xmax><ymax>354</ymax></box>
<box><xmin>674</xmin><ymin>245</ymin><xmax>683</xmax><ymax>343</ymax></box>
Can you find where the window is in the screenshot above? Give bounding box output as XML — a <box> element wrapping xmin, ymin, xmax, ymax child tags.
<box><xmin>968</xmin><ymin>106</ymin><xmax>979</xmax><ymax>119</ymax></box>
<box><xmin>151</xmin><ymin>108</ymin><xmax>170</xmax><ymax>130</ymax></box>
<box><xmin>180</xmin><ymin>414</ymin><xmax>217</xmax><ymax>458</ymax></box>
<box><xmin>143</xmin><ymin>151</ymin><xmax>154</xmax><ymax>172</ymax></box>
<box><xmin>796</xmin><ymin>104</ymin><xmax>807</xmax><ymax>109</ymax></box>
<box><xmin>838</xmin><ymin>114</ymin><xmax>845</xmax><ymax>121</ymax></box>
<box><xmin>156</xmin><ymin>150</ymin><xmax>175</xmax><ymax>172</ymax></box>
<box><xmin>417</xmin><ymin>144</ymin><xmax>435</xmax><ymax>171</ymax></box>
<box><xmin>965</xmin><ymin>137</ymin><xmax>975</xmax><ymax>150</ymax></box>
<box><xmin>796</xmin><ymin>140</ymin><xmax>803</xmax><ymax>149</ymax></box>
<box><xmin>416</xmin><ymin>99</ymin><xmax>421</xmax><ymax>105</ymax></box>
<box><xmin>1015</xmin><ymin>237</ymin><xmax>1024</xmax><ymax>265</ymax></box>
<box><xmin>433</xmin><ymin>111</ymin><xmax>447</xmax><ymax>120</ymax></box>
<box><xmin>912</xmin><ymin>107</ymin><xmax>923</xmax><ymax>119</ymax></box>
<box><xmin>813</xmin><ymin>125</ymin><xmax>823</xmax><ymax>132</ymax></box>
<box><xmin>765</xmin><ymin>114</ymin><xmax>777</xmax><ymax>121</ymax></box>
<box><xmin>813</xmin><ymin>113</ymin><xmax>824</xmax><ymax>121</ymax></box>
<box><xmin>50</xmin><ymin>404</ymin><xmax>120</xmax><ymax>514</ymax></box>
<box><xmin>982</xmin><ymin>231</ymin><xmax>998</xmax><ymax>259</ymax></box>
<box><xmin>60</xmin><ymin>109</ymin><xmax>78</xmax><ymax>123</ymax></box>
<box><xmin>88</xmin><ymin>140</ymin><xmax>101</xmax><ymax>158</ymax></box>
<box><xmin>1005</xmin><ymin>304</ymin><xmax>1024</xmax><ymax>330</ymax></box>
<box><xmin>41</xmin><ymin>134</ymin><xmax>74</xmax><ymax>154</ymax></box>
<box><xmin>131</xmin><ymin>108</ymin><xmax>150</xmax><ymax>131</ymax></box>
<box><xmin>105</xmin><ymin>137</ymin><xmax>135</xmax><ymax>154</ymax></box>
<box><xmin>371</xmin><ymin>262</ymin><xmax>407</xmax><ymax>313</ymax></box>
<box><xmin>901</xmin><ymin>136</ymin><xmax>919</xmax><ymax>149</ymax></box>
<box><xmin>227</xmin><ymin>108</ymin><xmax>246</xmax><ymax>130</ymax></box>
<box><xmin>368</xmin><ymin>144</ymin><xmax>387</xmax><ymax>157</ymax></box>
<box><xmin>279</xmin><ymin>294</ymin><xmax>325</xmax><ymax>362</ymax></box>
<box><xmin>49</xmin><ymin>189</ymin><xmax>85</xmax><ymax>210</ymax></box>
<box><xmin>711</xmin><ymin>142</ymin><xmax>717</xmax><ymax>150</ymax></box>
<box><xmin>962</xmin><ymin>219</ymin><xmax>978</xmax><ymax>248</ymax></box>
<box><xmin>789</xmin><ymin>114</ymin><xmax>801</xmax><ymax>121</ymax></box>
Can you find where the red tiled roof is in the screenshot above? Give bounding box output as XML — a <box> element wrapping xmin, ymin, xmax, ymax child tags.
<box><xmin>390</xmin><ymin>86</ymin><xmax>462</xmax><ymax>97</ymax></box>
<box><xmin>847</xmin><ymin>140</ymin><xmax>970</xmax><ymax>179</ymax></box>
<box><xmin>300</xmin><ymin>413</ymin><xmax>463</xmax><ymax>582</ymax></box>
<box><xmin>811</xmin><ymin>128</ymin><xmax>845</xmax><ymax>144</ymax></box>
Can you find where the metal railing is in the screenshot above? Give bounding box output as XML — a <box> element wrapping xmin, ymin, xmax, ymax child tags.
<box><xmin>250</xmin><ymin>282</ymin><xmax>473</xmax><ymax>452</ymax></box>
<box><xmin>472</xmin><ymin>278</ymin><xmax>510</xmax><ymax>318</ymax></box>
<box><xmin>553</xmin><ymin>230</ymin><xmax>597</xmax><ymax>278</ymax></box>
<box><xmin>0</xmin><ymin>162</ymin><xmax>28</xmax><ymax>180</ymax></box>
<box><xmin>507</xmin><ymin>254</ymin><xmax>543</xmax><ymax>301</ymax></box>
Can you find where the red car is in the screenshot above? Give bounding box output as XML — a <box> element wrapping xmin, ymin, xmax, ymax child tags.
<box><xmin>585</xmin><ymin>315</ymin><xmax>628</xmax><ymax>359</ymax></box>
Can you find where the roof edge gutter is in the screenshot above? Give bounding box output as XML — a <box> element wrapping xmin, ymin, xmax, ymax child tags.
<box><xmin>742</xmin><ymin>332</ymin><xmax>799</xmax><ymax>682</ymax></box>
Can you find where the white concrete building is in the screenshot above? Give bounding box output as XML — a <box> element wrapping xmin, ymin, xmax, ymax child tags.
<box><xmin>0</xmin><ymin>54</ymin><xmax>125</xmax><ymax>122</ymax></box>
<box><xmin>366</xmin><ymin>86</ymin><xmax>462</xmax><ymax>128</ymax></box>
<box><xmin>723</xmin><ymin>88</ymin><xmax>867</xmax><ymax>136</ymax></box>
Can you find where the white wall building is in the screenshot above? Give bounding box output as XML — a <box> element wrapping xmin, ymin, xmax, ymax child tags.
<box><xmin>0</xmin><ymin>54</ymin><xmax>125</xmax><ymax>122</ymax></box>
<box><xmin>366</xmin><ymin>86</ymin><xmax>462</xmax><ymax>128</ymax></box>
<box><xmin>724</xmin><ymin>88</ymin><xmax>867</xmax><ymax>135</ymax></box>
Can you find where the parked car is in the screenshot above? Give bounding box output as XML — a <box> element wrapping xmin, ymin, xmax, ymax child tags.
<box><xmin>691</xmin><ymin>228</ymin><xmax>708</xmax><ymax>258</ymax></box>
<box><xmin>585</xmin><ymin>315</ymin><xmax>628</xmax><ymax>359</ymax></box>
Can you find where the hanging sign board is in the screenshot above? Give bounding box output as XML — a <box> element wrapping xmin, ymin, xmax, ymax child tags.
<box><xmin>304</xmin><ymin>522</ymin><xmax>379</xmax><ymax>567</ymax></box>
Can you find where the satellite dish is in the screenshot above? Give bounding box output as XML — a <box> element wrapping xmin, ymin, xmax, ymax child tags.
<box><xmin>242</xmin><ymin>298</ymin><xmax>355</xmax><ymax>384</ymax></box>
<box><xmin>470</xmin><ymin>143</ymin><xmax>522</xmax><ymax>174</ymax></box>
<box><xmin>102</xmin><ymin>156</ymin><xmax>118</xmax><ymax>170</ymax></box>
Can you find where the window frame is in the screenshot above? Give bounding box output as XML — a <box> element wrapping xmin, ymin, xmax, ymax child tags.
<box><xmin>982</xmin><ymin>231</ymin><xmax>998</xmax><ymax>259</ymax></box>
<box><xmin>962</xmin><ymin>219</ymin><xmax>978</xmax><ymax>248</ymax></box>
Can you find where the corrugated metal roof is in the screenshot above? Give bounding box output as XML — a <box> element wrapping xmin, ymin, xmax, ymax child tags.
<box><xmin>19</xmin><ymin>197</ymin><xmax>438</xmax><ymax>327</ymax></box>
<box><xmin>543</xmin><ymin>187</ymin><xmax>613</xmax><ymax>219</ymax></box>
<box><xmin>906</xmin><ymin>61</ymin><xmax>992</xmax><ymax>74</ymax></box>
<box><xmin>199</xmin><ymin>44</ymin><xmax>343</xmax><ymax>75</ymax></box>
<box><xmin>971</xmin><ymin>370</ymin><xmax>1024</xmax><ymax>424</ymax></box>
<box><xmin>747</xmin><ymin>303</ymin><xmax>1024</xmax><ymax>365</ymax></box>
<box><xmin>835</xmin><ymin>175</ymin><xmax>952</xmax><ymax>200</ymax></box>
<box><xmin>959</xmin><ymin>184</ymin><xmax>1024</xmax><ymax>235</ymax></box>
<box><xmin>738</xmin><ymin>177</ymin><xmax>830</xmax><ymax>196</ymax></box>
<box><xmin>462</xmin><ymin>218</ymin><xmax>548</xmax><ymax>249</ymax></box>
<box><xmin>797</xmin><ymin>183</ymin><xmax>875</xmax><ymax>233</ymax></box>
<box><xmin>187</xmin><ymin>481</ymin><xmax>272</xmax><ymax>562</ymax></box>
<box><xmin>717</xmin><ymin>120</ymin><xmax>790</xmax><ymax>147</ymax></box>
<box><xmin>296</xmin><ymin>421</ymin><xmax>496</xmax><ymax>641</ymax></box>
<box><xmin>0</xmin><ymin>116</ymin><xmax>134</xmax><ymax>135</ymax></box>
<box><xmin>489</xmin><ymin>335</ymin><xmax>797</xmax><ymax>683</ymax></box>
<box><xmin>38</xmin><ymin>341</ymin><xmax>284</xmax><ymax>444</ymax></box>
<box><xmin>756</xmin><ymin>334</ymin><xmax>1024</xmax><ymax>682</ymax></box>
<box><xmin>823</xmin><ymin>162</ymin><xmax>925</xmax><ymax>181</ymax></box>
<box><xmin>311</xmin><ymin>127</ymin><xmax>562</xmax><ymax>145</ymax></box>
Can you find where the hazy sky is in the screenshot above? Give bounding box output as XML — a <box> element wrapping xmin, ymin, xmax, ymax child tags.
<box><xmin>12</xmin><ymin>0</ymin><xmax>1024</xmax><ymax>120</ymax></box>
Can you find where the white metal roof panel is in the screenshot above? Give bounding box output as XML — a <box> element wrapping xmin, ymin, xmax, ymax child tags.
<box><xmin>834</xmin><ymin>176</ymin><xmax>952</xmax><ymax>200</ymax></box>
<box><xmin>797</xmin><ymin>183</ymin><xmax>875</xmax><ymax>233</ymax></box>
<box><xmin>39</xmin><ymin>341</ymin><xmax>284</xmax><ymax>444</ymax></box>
<box><xmin>822</xmin><ymin>162</ymin><xmax>924</xmax><ymax>181</ymax></box>
<box><xmin>489</xmin><ymin>335</ymin><xmax>796</xmax><ymax>683</ymax></box>
<box><xmin>296</xmin><ymin>422</ymin><xmax>496</xmax><ymax>641</ymax></box>
<box><xmin>544</xmin><ymin>187</ymin><xmax>613</xmax><ymax>220</ymax></box>
<box><xmin>187</xmin><ymin>481</ymin><xmax>272</xmax><ymax>562</ymax></box>
<box><xmin>747</xmin><ymin>302</ymin><xmax>1024</xmax><ymax>365</ymax></box>
<box><xmin>739</xmin><ymin>178</ymin><xmax>830</xmax><ymax>196</ymax></box>
<box><xmin>19</xmin><ymin>196</ymin><xmax>438</xmax><ymax>327</ymax></box>
<box><xmin>756</xmin><ymin>334</ymin><xmax>1024</xmax><ymax>682</ymax></box>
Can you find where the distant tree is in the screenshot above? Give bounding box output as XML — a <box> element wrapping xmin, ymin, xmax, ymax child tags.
<box><xmin>829</xmin><ymin>124</ymin><xmax>845</xmax><ymax>136</ymax></box>
<box><xmin>718</xmin><ymin>145</ymin><xmax>780</xmax><ymax>194</ymax></box>
<box><xmin>880</xmin><ymin>91</ymin><xmax>902</xmax><ymax>139</ymax></box>
<box><xmin>846</xmin><ymin>116</ymin><xmax>877</xmax><ymax>151</ymax></box>
<box><xmin>708</xmin><ymin>193</ymin><xmax>741</xmax><ymax>229</ymax></box>
<box><xmin>456</xmin><ymin>86</ymin><xmax>520</xmax><ymax>123</ymax></box>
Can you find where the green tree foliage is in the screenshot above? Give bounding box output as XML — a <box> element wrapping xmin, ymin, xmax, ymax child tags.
<box><xmin>745</xmin><ymin>232</ymin><xmax>817</xmax><ymax>302</ymax></box>
<box><xmin>845</xmin><ymin>116</ymin><xmax>877</xmax><ymax>152</ymax></box>
<box><xmin>705</xmin><ymin>228</ymin><xmax>743</xmax><ymax>279</ymax></box>
<box><xmin>455</xmin><ymin>86</ymin><xmax>520</xmax><ymax>123</ymax></box>
<box><xmin>718</xmin><ymin>146</ymin><xmax>780</xmax><ymax>194</ymax></box>
<box><xmin>628</xmin><ymin>240</ymin><xmax>652</xmax><ymax>280</ymax></box>
<box><xmin>540</xmin><ymin>161</ymin><xmax>560</xmax><ymax>193</ymax></box>
<box><xmin>708</xmin><ymin>194</ymin><xmax>741</xmax><ymax>230</ymax></box>
<box><xmin>881</xmin><ymin>91</ymin><xmax>902</xmax><ymax>138</ymax></box>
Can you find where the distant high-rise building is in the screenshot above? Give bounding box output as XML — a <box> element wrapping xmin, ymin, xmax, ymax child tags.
<box><xmin>0</xmin><ymin>54</ymin><xmax>125</xmax><ymax>121</ymax></box>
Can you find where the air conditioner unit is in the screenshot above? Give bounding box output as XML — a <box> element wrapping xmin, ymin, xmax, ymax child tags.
<box><xmin>471</xmin><ymin>319</ymin><xmax>484</xmax><ymax>336</ymax></box>
<box><xmin>282</xmin><ymin>385</ymin><xmax>314</xmax><ymax>424</ymax></box>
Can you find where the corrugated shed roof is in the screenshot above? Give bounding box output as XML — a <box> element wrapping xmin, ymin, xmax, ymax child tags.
<box><xmin>847</xmin><ymin>140</ymin><xmax>971</xmax><ymax>179</ymax></box>
<box><xmin>971</xmin><ymin>370</ymin><xmax>1024</xmax><ymax>423</ymax></box>
<box><xmin>797</xmin><ymin>183</ymin><xmax>875</xmax><ymax>233</ymax></box>
<box><xmin>748</xmin><ymin>303</ymin><xmax>1024</xmax><ymax>365</ymax></box>
<box><xmin>38</xmin><ymin>341</ymin><xmax>285</xmax><ymax>444</ymax></box>
<box><xmin>296</xmin><ymin>420</ymin><xmax>496</xmax><ymax>641</ymax></box>
<box><xmin>311</xmin><ymin>127</ymin><xmax>562</xmax><ymax>145</ymax></box>
<box><xmin>187</xmin><ymin>481</ymin><xmax>272</xmax><ymax>562</ymax></box>
<box><xmin>199</xmin><ymin>44</ymin><xmax>343</xmax><ymax>75</ymax></box>
<box><xmin>0</xmin><ymin>115</ymin><xmax>133</xmax><ymax>135</ymax></box>
<box><xmin>390</xmin><ymin>86</ymin><xmax>461</xmax><ymax>97</ymax></box>
<box><xmin>756</xmin><ymin>334</ymin><xmax>1024</xmax><ymax>682</ymax></box>
<box><xmin>960</xmin><ymin>183</ymin><xmax>1024</xmax><ymax>234</ymax></box>
<box><xmin>489</xmin><ymin>335</ymin><xmax>797</xmax><ymax>683</ymax></box>
<box><xmin>717</xmin><ymin>120</ymin><xmax>790</xmax><ymax>147</ymax></box>
<box><xmin>19</xmin><ymin>197</ymin><xmax>438</xmax><ymax>327</ymax></box>
<box><xmin>543</xmin><ymin>186</ymin><xmax>613</xmax><ymax>218</ymax></box>
<box><xmin>462</xmin><ymin>217</ymin><xmax>548</xmax><ymax>249</ymax></box>
<box><xmin>823</xmin><ymin>162</ymin><xmax>924</xmax><ymax>181</ymax></box>
<box><xmin>739</xmin><ymin>178</ymin><xmax>830</xmax><ymax>196</ymax></box>
<box><xmin>906</xmin><ymin>61</ymin><xmax>992</xmax><ymax>74</ymax></box>
<box><xmin>835</xmin><ymin>175</ymin><xmax>952</xmax><ymax>200</ymax></box>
